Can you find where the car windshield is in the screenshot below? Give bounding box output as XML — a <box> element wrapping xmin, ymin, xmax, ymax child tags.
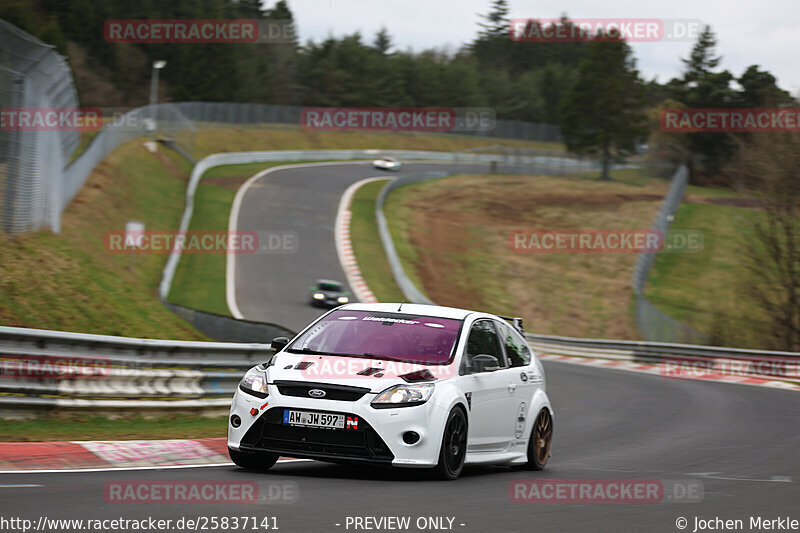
<box><xmin>318</xmin><ymin>282</ymin><xmax>341</xmax><ymax>291</ymax></box>
<box><xmin>287</xmin><ymin>310</ymin><xmax>462</xmax><ymax>364</ymax></box>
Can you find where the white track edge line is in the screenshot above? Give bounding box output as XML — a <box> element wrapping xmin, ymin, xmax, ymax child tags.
<box><xmin>0</xmin><ymin>459</ymin><xmax>313</xmax><ymax>475</ymax></box>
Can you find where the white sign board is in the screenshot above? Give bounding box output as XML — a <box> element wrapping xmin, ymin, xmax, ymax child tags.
<box><xmin>124</xmin><ymin>221</ymin><xmax>146</xmax><ymax>249</ymax></box>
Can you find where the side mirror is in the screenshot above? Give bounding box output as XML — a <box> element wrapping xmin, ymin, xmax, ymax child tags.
<box><xmin>270</xmin><ymin>336</ymin><xmax>289</xmax><ymax>352</ymax></box>
<box><xmin>472</xmin><ymin>354</ymin><xmax>500</xmax><ymax>373</ymax></box>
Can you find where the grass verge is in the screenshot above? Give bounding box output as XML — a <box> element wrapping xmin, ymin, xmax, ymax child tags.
<box><xmin>0</xmin><ymin>141</ymin><xmax>206</xmax><ymax>339</ymax></box>
<box><xmin>349</xmin><ymin>180</ymin><xmax>405</xmax><ymax>302</ymax></box>
<box><xmin>0</xmin><ymin>415</ymin><xmax>227</xmax><ymax>442</ymax></box>
<box><xmin>645</xmin><ymin>202</ymin><xmax>768</xmax><ymax>347</ymax></box>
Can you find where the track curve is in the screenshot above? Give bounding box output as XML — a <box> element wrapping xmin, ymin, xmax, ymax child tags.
<box><xmin>2</xmin><ymin>161</ymin><xmax>797</xmax><ymax>533</ymax></box>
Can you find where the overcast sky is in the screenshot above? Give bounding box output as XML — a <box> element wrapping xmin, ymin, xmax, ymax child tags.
<box><xmin>282</xmin><ymin>0</ymin><xmax>800</xmax><ymax>95</ymax></box>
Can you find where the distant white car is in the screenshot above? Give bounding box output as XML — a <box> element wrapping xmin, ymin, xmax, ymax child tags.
<box><xmin>372</xmin><ymin>156</ymin><xmax>401</xmax><ymax>171</ymax></box>
<box><xmin>227</xmin><ymin>303</ymin><xmax>553</xmax><ymax>480</ymax></box>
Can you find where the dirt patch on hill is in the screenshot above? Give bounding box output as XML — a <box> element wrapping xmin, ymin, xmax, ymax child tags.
<box><xmin>390</xmin><ymin>174</ymin><xmax>670</xmax><ymax>339</ymax></box>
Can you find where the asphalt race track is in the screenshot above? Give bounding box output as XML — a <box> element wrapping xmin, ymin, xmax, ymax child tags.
<box><xmin>3</xmin><ymin>161</ymin><xmax>798</xmax><ymax>533</ymax></box>
<box><xmin>2</xmin><ymin>363</ymin><xmax>799</xmax><ymax>532</ymax></box>
<box><xmin>232</xmin><ymin>161</ymin><xmax>499</xmax><ymax>330</ymax></box>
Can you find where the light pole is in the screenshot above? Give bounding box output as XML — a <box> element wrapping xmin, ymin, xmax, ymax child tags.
<box><xmin>149</xmin><ymin>60</ymin><xmax>167</xmax><ymax>140</ymax></box>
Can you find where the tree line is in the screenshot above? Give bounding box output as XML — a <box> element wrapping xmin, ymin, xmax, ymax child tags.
<box><xmin>1</xmin><ymin>0</ymin><xmax>794</xmax><ymax>181</ymax></box>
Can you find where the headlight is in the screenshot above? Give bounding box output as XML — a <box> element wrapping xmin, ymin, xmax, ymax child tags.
<box><xmin>371</xmin><ymin>383</ymin><xmax>434</xmax><ymax>409</ymax></box>
<box><xmin>239</xmin><ymin>368</ymin><xmax>269</xmax><ymax>397</ymax></box>
<box><xmin>313</xmin><ymin>293</ymin><xmax>325</xmax><ymax>300</ymax></box>
<box><xmin>337</xmin><ymin>296</ymin><xmax>349</xmax><ymax>303</ymax></box>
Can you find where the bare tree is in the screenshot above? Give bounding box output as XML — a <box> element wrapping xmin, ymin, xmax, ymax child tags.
<box><xmin>734</xmin><ymin>132</ymin><xmax>800</xmax><ymax>350</ymax></box>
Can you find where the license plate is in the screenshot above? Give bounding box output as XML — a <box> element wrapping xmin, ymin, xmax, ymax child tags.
<box><xmin>283</xmin><ymin>409</ymin><xmax>345</xmax><ymax>429</ymax></box>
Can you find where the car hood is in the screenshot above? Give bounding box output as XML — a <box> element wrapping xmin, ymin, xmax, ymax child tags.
<box><xmin>267</xmin><ymin>352</ymin><xmax>453</xmax><ymax>393</ymax></box>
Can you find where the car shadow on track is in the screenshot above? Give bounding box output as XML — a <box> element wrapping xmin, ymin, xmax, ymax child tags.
<box><xmin>226</xmin><ymin>461</ymin><xmax>521</xmax><ymax>482</ymax></box>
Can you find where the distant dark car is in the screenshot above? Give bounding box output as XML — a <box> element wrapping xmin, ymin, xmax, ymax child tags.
<box><xmin>309</xmin><ymin>279</ymin><xmax>350</xmax><ymax>307</ymax></box>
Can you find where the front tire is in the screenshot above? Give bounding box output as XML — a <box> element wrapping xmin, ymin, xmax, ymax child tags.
<box><xmin>525</xmin><ymin>409</ymin><xmax>553</xmax><ymax>470</ymax></box>
<box><xmin>229</xmin><ymin>448</ymin><xmax>278</xmax><ymax>471</ymax></box>
<box><xmin>433</xmin><ymin>407</ymin><xmax>468</xmax><ymax>480</ymax></box>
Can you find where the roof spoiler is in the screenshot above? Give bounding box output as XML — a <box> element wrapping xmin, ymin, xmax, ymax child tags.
<box><xmin>498</xmin><ymin>315</ymin><xmax>524</xmax><ymax>334</ymax></box>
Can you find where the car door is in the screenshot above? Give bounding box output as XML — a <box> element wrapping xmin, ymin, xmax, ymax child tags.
<box><xmin>495</xmin><ymin>321</ymin><xmax>537</xmax><ymax>445</ymax></box>
<box><xmin>461</xmin><ymin>319</ymin><xmax>512</xmax><ymax>452</ymax></box>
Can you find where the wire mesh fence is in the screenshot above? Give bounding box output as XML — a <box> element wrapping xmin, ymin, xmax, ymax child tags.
<box><xmin>0</xmin><ymin>19</ymin><xmax>80</xmax><ymax>234</ymax></box>
<box><xmin>452</xmin><ymin>144</ymin><xmax>648</xmax><ymax>175</ymax></box>
<box><xmin>632</xmin><ymin>165</ymin><xmax>708</xmax><ymax>344</ymax></box>
<box><xmin>2</xmin><ymin>21</ymin><xmax>564</xmax><ymax>235</ymax></box>
<box><xmin>172</xmin><ymin>102</ymin><xmax>563</xmax><ymax>143</ymax></box>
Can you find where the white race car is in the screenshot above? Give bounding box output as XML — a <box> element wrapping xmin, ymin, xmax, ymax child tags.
<box><xmin>227</xmin><ymin>303</ymin><xmax>553</xmax><ymax>480</ymax></box>
<box><xmin>372</xmin><ymin>156</ymin><xmax>402</xmax><ymax>171</ymax></box>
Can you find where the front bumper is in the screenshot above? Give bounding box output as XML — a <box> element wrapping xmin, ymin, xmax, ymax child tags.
<box><xmin>310</xmin><ymin>296</ymin><xmax>348</xmax><ymax>307</ymax></box>
<box><xmin>228</xmin><ymin>384</ymin><xmax>446</xmax><ymax>467</ymax></box>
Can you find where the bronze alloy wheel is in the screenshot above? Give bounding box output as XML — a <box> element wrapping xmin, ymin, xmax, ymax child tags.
<box><xmin>528</xmin><ymin>409</ymin><xmax>552</xmax><ymax>470</ymax></box>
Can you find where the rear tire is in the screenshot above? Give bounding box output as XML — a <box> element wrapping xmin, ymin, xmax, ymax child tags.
<box><xmin>228</xmin><ymin>448</ymin><xmax>279</xmax><ymax>471</ymax></box>
<box><xmin>525</xmin><ymin>409</ymin><xmax>553</xmax><ymax>470</ymax></box>
<box><xmin>433</xmin><ymin>407</ymin><xmax>468</xmax><ymax>480</ymax></box>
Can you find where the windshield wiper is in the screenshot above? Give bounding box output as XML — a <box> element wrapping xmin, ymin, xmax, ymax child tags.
<box><xmin>286</xmin><ymin>348</ymin><xmax>415</xmax><ymax>362</ymax></box>
<box><xmin>285</xmin><ymin>348</ymin><xmax>336</xmax><ymax>355</ymax></box>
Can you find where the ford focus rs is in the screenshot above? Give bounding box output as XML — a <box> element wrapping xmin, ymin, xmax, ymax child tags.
<box><xmin>227</xmin><ymin>303</ymin><xmax>553</xmax><ymax>479</ymax></box>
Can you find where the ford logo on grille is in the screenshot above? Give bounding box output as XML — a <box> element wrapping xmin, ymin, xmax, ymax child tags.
<box><xmin>308</xmin><ymin>389</ymin><xmax>326</xmax><ymax>398</ymax></box>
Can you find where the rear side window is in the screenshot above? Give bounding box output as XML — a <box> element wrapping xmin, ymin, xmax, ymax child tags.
<box><xmin>498</xmin><ymin>322</ymin><xmax>531</xmax><ymax>367</ymax></box>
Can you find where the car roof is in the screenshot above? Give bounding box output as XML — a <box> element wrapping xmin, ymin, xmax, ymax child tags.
<box><xmin>316</xmin><ymin>279</ymin><xmax>342</xmax><ymax>286</ymax></box>
<box><xmin>337</xmin><ymin>302</ymin><xmax>477</xmax><ymax>320</ymax></box>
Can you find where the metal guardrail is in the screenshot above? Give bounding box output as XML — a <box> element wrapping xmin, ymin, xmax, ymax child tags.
<box><xmin>0</xmin><ymin>326</ymin><xmax>272</xmax><ymax>415</ymax></box>
<box><xmin>525</xmin><ymin>332</ymin><xmax>800</xmax><ymax>384</ymax></box>
<box><xmin>1</xmin><ymin>321</ymin><xmax>796</xmax><ymax>418</ymax></box>
<box><xmin>375</xmin><ymin>171</ymin><xmax>453</xmax><ymax>305</ymax></box>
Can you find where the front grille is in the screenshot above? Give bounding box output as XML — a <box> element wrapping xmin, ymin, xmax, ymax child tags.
<box><xmin>274</xmin><ymin>380</ymin><xmax>370</xmax><ymax>402</ymax></box>
<box><xmin>240</xmin><ymin>407</ymin><xmax>393</xmax><ymax>463</ymax></box>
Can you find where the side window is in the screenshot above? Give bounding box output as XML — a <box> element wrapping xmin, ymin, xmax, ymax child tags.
<box><xmin>463</xmin><ymin>320</ymin><xmax>505</xmax><ymax>373</ymax></box>
<box><xmin>499</xmin><ymin>322</ymin><xmax>531</xmax><ymax>368</ymax></box>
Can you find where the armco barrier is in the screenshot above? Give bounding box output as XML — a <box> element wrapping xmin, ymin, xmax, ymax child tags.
<box><xmin>525</xmin><ymin>332</ymin><xmax>800</xmax><ymax>384</ymax></box>
<box><xmin>0</xmin><ymin>326</ymin><xmax>272</xmax><ymax>416</ymax></box>
<box><xmin>1</xmin><ymin>322</ymin><xmax>796</xmax><ymax>418</ymax></box>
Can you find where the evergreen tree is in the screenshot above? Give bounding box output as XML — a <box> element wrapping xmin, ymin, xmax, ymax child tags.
<box><xmin>668</xmin><ymin>26</ymin><xmax>737</xmax><ymax>179</ymax></box>
<box><xmin>559</xmin><ymin>34</ymin><xmax>647</xmax><ymax>179</ymax></box>
<box><xmin>373</xmin><ymin>27</ymin><xmax>392</xmax><ymax>55</ymax></box>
